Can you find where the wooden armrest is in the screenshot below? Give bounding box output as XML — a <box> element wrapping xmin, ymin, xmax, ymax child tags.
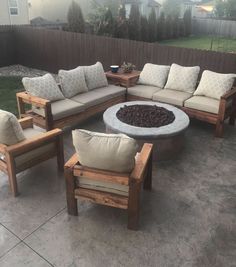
<box><xmin>18</xmin><ymin>117</ymin><xmax>33</xmax><ymax>129</ymax></box>
<box><xmin>0</xmin><ymin>144</ymin><xmax>7</xmax><ymax>155</ymax></box>
<box><xmin>221</xmin><ymin>87</ymin><xmax>236</xmax><ymax>100</ymax></box>
<box><xmin>16</xmin><ymin>92</ymin><xmax>50</xmax><ymax>108</ymax></box>
<box><xmin>64</xmin><ymin>153</ymin><xmax>79</xmax><ymax>169</ymax></box>
<box><xmin>130</xmin><ymin>143</ymin><xmax>153</xmax><ymax>182</ymax></box>
<box><xmin>6</xmin><ymin>128</ymin><xmax>62</xmax><ymax>156</ymax></box>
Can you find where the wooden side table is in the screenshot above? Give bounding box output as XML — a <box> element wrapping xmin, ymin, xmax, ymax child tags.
<box><xmin>105</xmin><ymin>70</ymin><xmax>140</xmax><ymax>88</ymax></box>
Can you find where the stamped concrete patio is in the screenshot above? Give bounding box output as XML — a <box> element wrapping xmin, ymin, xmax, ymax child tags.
<box><xmin>0</xmin><ymin>116</ymin><xmax>235</xmax><ymax>267</ymax></box>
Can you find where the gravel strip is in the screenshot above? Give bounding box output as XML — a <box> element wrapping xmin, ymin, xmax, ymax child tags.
<box><xmin>0</xmin><ymin>65</ymin><xmax>58</xmax><ymax>81</ymax></box>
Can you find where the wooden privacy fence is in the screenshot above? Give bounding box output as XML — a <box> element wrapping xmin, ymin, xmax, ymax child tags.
<box><xmin>0</xmin><ymin>26</ymin><xmax>16</xmax><ymax>67</ymax></box>
<box><xmin>1</xmin><ymin>26</ymin><xmax>236</xmax><ymax>75</ymax></box>
<box><xmin>193</xmin><ymin>18</ymin><xmax>236</xmax><ymax>38</ymax></box>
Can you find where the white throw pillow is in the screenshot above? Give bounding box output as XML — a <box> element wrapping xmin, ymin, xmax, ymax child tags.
<box><xmin>22</xmin><ymin>74</ymin><xmax>65</xmax><ymax>102</ymax></box>
<box><xmin>84</xmin><ymin>62</ymin><xmax>108</xmax><ymax>90</ymax></box>
<box><xmin>58</xmin><ymin>66</ymin><xmax>88</xmax><ymax>98</ymax></box>
<box><xmin>138</xmin><ymin>63</ymin><xmax>170</xmax><ymax>88</ymax></box>
<box><xmin>72</xmin><ymin>129</ymin><xmax>138</xmax><ymax>173</ymax></box>
<box><xmin>164</xmin><ymin>63</ymin><xmax>200</xmax><ymax>93</ymax></box>
<box><xmin>194</xmin><ymin>70</ymin><xmax>236</xmax><ymax>100</ymax></box>
<box><xmin>0</xmin><ymin>110</ymin><xmax>25</xmax><ymax>145</ymax></box>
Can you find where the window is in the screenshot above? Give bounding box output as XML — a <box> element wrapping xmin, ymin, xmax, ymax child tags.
<box><xmin>9</xmin><ymin>0</ymin><xmax>18</xmax><ymax>15</ymax></box>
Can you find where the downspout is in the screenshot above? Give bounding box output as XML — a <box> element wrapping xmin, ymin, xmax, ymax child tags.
<box><xmin>6</xmin><ymin>0</ymin><xmax>13</xmax><ymax>25</ymax></box>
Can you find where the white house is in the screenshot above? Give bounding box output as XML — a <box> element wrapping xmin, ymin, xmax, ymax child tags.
<box><xmin>0</xmin><ymin>0</ymin><xmax>29</xmax><ymax>25</ymax></box>
<box><xmin>124</xmin><ymin>0</ymin><xmax>162</xmax><ymax>18</ymax></box>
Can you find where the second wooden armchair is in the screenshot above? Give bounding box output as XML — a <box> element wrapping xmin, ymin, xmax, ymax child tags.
<box><xmin>65</xmin><ymin>143</ymin><xmax>153</xmax><ymax>230</ymax></box>
<box><xmin>0</xmin><ymin>114</ymin><xmax>64</xmax><ymax>196</ymax></box>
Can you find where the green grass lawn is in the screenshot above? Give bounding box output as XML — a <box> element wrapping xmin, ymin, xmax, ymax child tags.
<box><xmin>159</xmin><ymin>36</ymin><xmax>236</xmax><ymax>53</ymax></box>
<box><xmin>0</xmin><ymin>76</ymin><xmax>23</xmax><ymax>115</ymax></box>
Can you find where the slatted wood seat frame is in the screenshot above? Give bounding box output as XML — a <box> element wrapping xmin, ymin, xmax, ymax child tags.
<box><xmin>64</xmin><ymin>143</ymin><xmax>153</xmax><ymax>230</ymax></box>
<box><xmin>16</xmin><ymin>92</ymin><xmax>126</xmax><ymax>131</ymax></box>
<box><xmin>0</xmin><ymin>117</ymin><xmax>64</xmax><ymax>196</ymax></box>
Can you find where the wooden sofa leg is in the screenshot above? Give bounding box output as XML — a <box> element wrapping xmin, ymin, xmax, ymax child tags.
<box><xmin>128</xmin><ymin>182</ymin><xmax>141</xmax><ymax>230</ymax></box>
<box><xmin>56</xmin><ymin>135</ymin><xmax>64</xmax><ymax>172</ymax></box>
<box><xmin>215</xmin><ymin>121</ymin><xmax>224</xmax><ymax>138</ymax></box>
<box><xmin>6</xmin><ymin>155</ymin><xmax>19</xmax><ymax>197</ymax></box>
<box><xmin>143</xmin><ymin>152</ymin><xmax>152</xmax><ymax>191</ymax></box>
<box><xmin>65</xmin><ymin>168</ymin><xmax>78</xmax><ymax>216</ymax></box>
<box><xmin>229</xmin><ymin>115</ymin><xmax>235</xmax><ymax>126</ymax></box>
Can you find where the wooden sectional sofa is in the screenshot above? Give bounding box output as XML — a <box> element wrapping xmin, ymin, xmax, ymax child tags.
<box><xmin>16</xmin><ymin>63</ymin><xmax>236</xmax><ymax>138</ymax></box>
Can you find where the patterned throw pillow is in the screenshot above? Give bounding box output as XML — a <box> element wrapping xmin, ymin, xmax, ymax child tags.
<box><xmin>59</xmin><ymin>67</ymin><xmax>88</xmax><ymax>98</ymax></box>
<box><xmin>164</xmin><ymin>63</ymin><xmax>200</xmax><ymax>93</ymax></box>
<box><xmin>138</xmin><ymin>63</ymin><xmax>170</xmax><ymax>88</ymax></box>
<box><xmin>194</xmin><ymin>70</ymin><xmax>236</xmax><ymax>100</ymax></box>
<box><xmin>84</xmin><ymin>62</ymin><xmax>108</xmax><ymax>90</ymax></box>
<box><xmin>22</xmin><ymin>74</ymin><xmax>65</xmax><ymax>102</ymax></box>
<box><xmin>0</xmin><ymin>110</ymin><xmax>25</xmax><ymax>145</ymax></box>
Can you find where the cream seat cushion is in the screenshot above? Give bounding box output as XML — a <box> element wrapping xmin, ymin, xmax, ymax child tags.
<box><xmin>184</xmin><ymin>96</ymin><xmax>220</xmax><ymax>114</ymax></box>
<box><xmin>76</xmin><ymin>177</ymin><xmax>129</xmax><ymax>196</ymax></box>
<box><xmin>72</xmin><ymin>129</ymin><xmax>138</xmax><ymax>173</ymax></box>
<box><xmin>33</xmin><ymin>98</ymin><xmax>85</xmax><ymax>120</ymax></box>
<box><xmin>153</xmin><ymin>89</ymin><xmax>192</xmax><ymax>106</ymax></box>
<box><xmin>0</xmin><ymin>110</ymin><xmax>25</xmax><ymax>145</ymax></box>
<box><xmin>138</xmin><ymin>63</ymin><xmax>170</xmax><ymax>88</ymax></box>
<box><xmin>71</xmin><ymin>85</ymin><xmax>125</xmax><ymax>108</ymax></box>
<box><xmin>84</xmin><ymin>62</ymin><xmax>108</xmax><ymax>90</ymax></box>
<box><xmin>194</xmin><ymin>70</ymin><xmax>236</xmax><ymax>100</ymax></box>
<box><xmin>58</xmin><ymin>66</ymin><xmax>88</xmax><ymax>98</ymax></box>
<box><xmin>22</xmin><ymin>74</ymin><xmax>65</xmax><ymax>102</ymax></box>
<box><xmin>127</xmin><ymin>85</ymin><xmax>162</xmax><ymax>99</ymax></box>
<box><xmin>164</xmin><ymin>63</ymin><xmax>200</xmax><ymax>93</ymax></box>
<box><xmin>15</xmin><ymin>127</ymin><xmax>54</xmax><ymax>168</ymax></box>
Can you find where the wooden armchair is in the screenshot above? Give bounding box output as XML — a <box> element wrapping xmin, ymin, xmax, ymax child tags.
<box><xmin>64</xmin><ymin>143</ymin><xmax>153</xmax><ymax>230</ymax></box>
<box><xmin>0</xmin><ymin>117</ymin><xmax>64</xmax><ymax>196</ymax></box>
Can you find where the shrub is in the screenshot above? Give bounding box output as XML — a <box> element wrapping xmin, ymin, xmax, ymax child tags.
<box><xmin>183</xmin><ymin>8</ymin><xmax>192</xmax><ymax>36</ymax></box>
<box><xmin>140</xmin><ymin>16</ymin><xmax>149</xmax><ymax>42</ymax></box>
<box><xmin>67</xmin><ymin>1</ymin><xmax>85</xmax><ymax>33</ymax></box>
<box><xmin>148</xmin><ymin>7</ymin><xmax>157</xmax><ymax>42</ymax></box>
<box><xmin>128</xmin><ymin>3</ymin><xmax>141</xmax><ymax>40</ymax></box>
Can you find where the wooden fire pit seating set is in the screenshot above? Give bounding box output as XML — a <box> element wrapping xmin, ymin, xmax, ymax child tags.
<box><xmin>2</xmin><ymin>61</ymin><xmax>234</xmax><ymax>230</ymax></box>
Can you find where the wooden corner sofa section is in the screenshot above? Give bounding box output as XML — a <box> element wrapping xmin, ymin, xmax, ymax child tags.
<box><xmin>17</xmin><ymin>85</ymin><xmax>126</xmax><ymax>131</ymax></box>
<box><xmin>127</xmin><ymin>85</ymin><xmax>236</xmax><ymax>138</ymax></box>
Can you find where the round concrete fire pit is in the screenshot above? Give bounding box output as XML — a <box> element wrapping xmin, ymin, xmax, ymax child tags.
<box><xmin>103</xmin><ymin>101</ymin><xmax>190</xmax><ymax>161</ymax></box>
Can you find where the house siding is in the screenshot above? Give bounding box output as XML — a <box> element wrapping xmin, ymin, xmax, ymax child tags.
<box><xmin>0</xmin><ymin>0</ymin><xmax>29</xmax><ymax>25</ymax></box>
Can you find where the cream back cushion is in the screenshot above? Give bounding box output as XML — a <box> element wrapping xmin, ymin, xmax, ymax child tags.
<box><xmin>164</xmin><ymin>63</ymin><xmax>200</xmax><ymax>93</ymax></box>
<box><xmin>138</xmin><ymin>63</ymin><xmax>170</xmax><ymax>88</ymax></box>
<box><xmin>0</xmin><ymin>110</ymin><xmax>25</xmax><ymax>145</ymax></box>
<box><xmin>58</xmin><ymin>66</ymin><xmax>88</xmax><ymax>98</ymax></box>
<box><xmin>84</xmin><ymin>62</ymin><xmax>108</xmax><ymax>90</ymax></box>
<box><xmin>194</xmin><ymin>70</ymin><xmax>236</xmax><ymax>100</ymax></box>
<box><xmin>72</xmin><ymin>129</ymin><xmax>138</xmax><ymax>173</ymax></box>
<box><xmin>22</xmin><ymin>74</ymin><xmax>65</xmax><ymax>102</ymax></box>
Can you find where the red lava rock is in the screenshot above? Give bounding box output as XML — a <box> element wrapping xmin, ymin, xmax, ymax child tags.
<box><xmin>116</xmin><ymin>104</ymin><xmax>175</xmax><ymax>128</ymax></box>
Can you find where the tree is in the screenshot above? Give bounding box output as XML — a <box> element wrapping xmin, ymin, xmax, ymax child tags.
<box><xmin>128</xmin><ymin>3</ymin><xmax>141</xmax><ymax>40</ymax></box>
<box><xmin>114</xmin><ymin>4</ymin><xmax>129</xmax><ymax>39</ymax></box>
<box><xmin>165</xmin><ymin>15</ymin><xmax>173</xmax><ymax>39</ymax></box>
<box><xmin>97</xmin><ymin>8</ymin><xmax>114</xmax><ymax>36</ymax></box>
<box><xmin>148</xmin><ymin>8</ymin><xmax>157</xmax><ymax>42</ymax></box>
<box><xmin>163</xmin><ymin>0</ymin><xmax>182</xmax><ymax>18</ymax></box>
<box><xmin>140</xmin><ymin>16</ymin><xmax>149</xmax><ymax>42</ymax></box>
<box><xmin>157</xmin><ymin>12</ymin><xmax>165</xmax><ymax>40</ymax></box>
<box><xmin>183</xmin><ymin>8</ymin><xmax>192</xmax><ymax>36</ymax></box>
<box><xmin>67</xmin><ymin>1</ymin><xmax>85</xmax><ymax>33</ymax></box>
<box><xmin>172</xmin><ymin>15</ymin><xmax>179</xmax><ymax>38</ymax></box>
<box><xmin>215</xmin><ymin>0</ymin><xmax>226</xmax><ymax>18</ymax></box>
<box><xmin>225</xmin><ymin>0</ymin><xmax>236</xmax><ymax>18</ymax></box>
